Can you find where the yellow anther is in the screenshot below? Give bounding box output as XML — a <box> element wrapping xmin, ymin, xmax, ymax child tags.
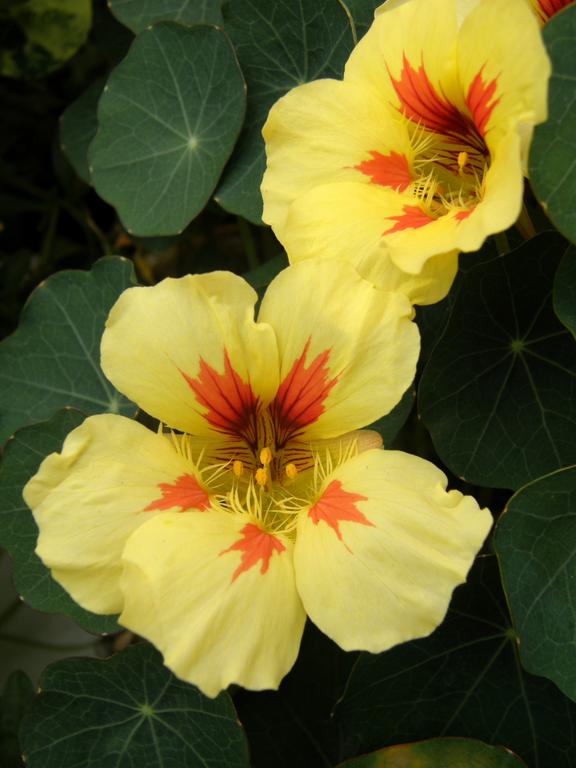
<box><xmin>255</xmin><ymin>467</ymin><xmax>268</xmax><ymax>487</ymax></box>
<box><xmin>285</xmin><ymin>463</ymin><xmax>298</xmax><ymax>480</ymax></box>
<box><xmin>259</xmin><ymin>446</ymin><xmax>273</xmax><ymax>466</ymax></box>
<box><xmin>233</xmin><ymin>460</ymin><xmax>244</xmax><ymax>478</ymax></box>
<box><xmin>457</xmin><ymin>151</ymin><xmax>468</xmax><ymax>175</ymax></box>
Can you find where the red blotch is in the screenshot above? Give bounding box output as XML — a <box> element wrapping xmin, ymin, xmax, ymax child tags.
<box><xmin>466</xmin><ymin>68</ymin><xmax>500</xmax><ymax>138</ymax></box>
<box><xmin>537</xmin><ymin>0</ymin><xmax>572</xmax><ymax>21</ymax></box>
<box><xmin>181</xmin><ymin>350</ymin><xmax>258</xmax><ymax>441</ymax></box>
<box><xmin>384</xmin><ymin>204</ymin><xmax>435</xmax><ymax>234</ymax></box>
<box><xmin>221</xmin><ymin>523</ymin><xmax>286</xmax><ymax>582</ymax></box>
<box><xmin>145</xmin><ymin>474</ymin><xmax>210</xmax><ymax>512</ymax></box>
<box><xmin>391</xmin><ymin>55</ymin><xmax>471</xmax><ymax>138</ymax></box>
<box><xmin>355</xmin><ymin>150</ymin><xmax>412</xmax><ymax>192</ymax></box>
<box><xmin>272</xmin><ymin>338</ymin><xmax>338</xmax><ymax>444</ymax></box>
<box><xmin>309</xmin><ymin>479</ymin><xmax>372</xmax><ymax>541</ymax></box>
<box><xmin>455</xmin><ymin>207</ymin><xmax>476</xmax><ymax>222</ymax></box>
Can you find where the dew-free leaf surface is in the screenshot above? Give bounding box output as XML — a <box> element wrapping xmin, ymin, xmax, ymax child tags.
<box><xmin>340</xmin><ymin>0</ymin><xmax>379</xmax><ymax>41</ymax></box>
<box><xmin>419</xmin><ymin>233</ymin><xmax>576</xmax><ymax>489</ymax></box>
<box><xmin>109</xmin><ymin>0</ymin><xmax>223</xmax><ymax>32</ymax></box>
<box><xmin>554</xmin><ymin>245</ymin><xmax>576</xmax><ymax>338</ymax></box>
<box><xmin>337</xmin><ymin>737</ymin><xmax>526</xmax><ymax>768</ymax></box>
<box><xmin>0</xmin><ymin>671</ymin><xmax>34</xmax><ymax>768</ymax></box>
<box><xmin>60</xmin><ymin>79</ymin><xmax>106</xmax><ymax>184</ymax></box>
<box><xmin>336</xmin><ymin>559</ymin><xmax>576</xmax><ymax>768</ymax></box>
<box><xmin>21</xmin><ymin>643</ymin><xmax>250</xmax><ymax>768</ymax></box>
<box><xmin>496</xmin><ymin>465</ymin><xmax>576</xmax><ymax>702</ymax></box>
<box><xmin>530</xmin><ymin>5</ymin><xmax>576</xmax><ymax>244</ymax></box>
<box><xmin>0</xmin><ymin>410</ymin><xmax>118</xmax><ymax>634</ymax></box>
<box><xmin>0</xmin><ymin>258</ymin><xmax>137</xmax><ymax>445</ymax></box>
<box><xmin>215</xmin><ymin>0</ymin><xmax>354</xmax><ymax>223</ymax></box>
<box><xmin>89</xmin><ymin>23</ymin><xmax>246</xmax><ymax>236</ymax></box>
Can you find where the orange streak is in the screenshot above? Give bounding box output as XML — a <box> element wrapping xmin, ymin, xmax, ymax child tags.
<box><xmin>309</xmin><ymin>480</ymin><xmax>371</xmax><ymax>541</ymax></box>
<box><xmin>221</xmin><ymin>523</ymin><xmax>286</xmax><ymax>582</ymax></box>
<box><xmin>181</xmin><ymin>350</ymin><xmax>259</xmax><ymax>442</ymax></box>
<box><xmin>537</xmin><ymin>0</ymin><xmax>572</xmax><ymax>20</ymax></box>
<box><xmin>466</xmin><ymin>67</ymin><xmax>500</xmax><ymax>138</ymax></box>
<box><xmin>354</xmin><ymin>150</ymin><xmax>412</xmax><ymax>192</ymax></box>
<box><xmin>272</xmin><ymin>338</ymin><xmax>338</xmax><ymax>444</ymax></box>
<box><xmin>384</xmin><ymin>204</ymin><xmax>435</xmax><ymax>234</ymax></box>
<box><xmin>145</xmin><ymin>474</ymin><xmax>210</xmax><ymax>512</ymax></box>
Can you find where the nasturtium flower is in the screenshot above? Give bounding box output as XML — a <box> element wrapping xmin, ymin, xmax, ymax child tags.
<box><xmin>23</xmin><ymin>261</ymin><xmax>491</xmax><ymax>697</ymax></box>
<box><xmin>528</xmin><ymin>0</ymin><xmax>573</xmax><ymax>23</ymax></box>
<box><xmin>261</xmin><ymin>0</ymin><xmax>550</xmax><ymax>305</ymax></box>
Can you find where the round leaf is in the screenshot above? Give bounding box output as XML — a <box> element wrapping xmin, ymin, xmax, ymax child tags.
<box><xmin>496</xmin><ymin>465</ymin><xmax>576</xmax><ymax>702</ymax></box>
<box><xmin>530</xmin><ymin>5</ymin><xmax>576</xmax><ymax>244</ymax></box>
<box><xmin>554</xmin><ymin>245</ymin><xmax>576</xmax><ymax>338</ymax></box>
<box><xmin>89</xmin><ymin>23</ymin><xmax>246</xmax><ymax>236</ymax></box>
<box><xmin>0</xmin><ymin>0</ymin><xmax>92</xmax><ymax>78</ymax></box>
<box><xmin>340</xmin><ymin>1</ymin><xmax>379</xmax><ymax>42</ymax></box>
<box><xmin>419</xmin><ymin>233</ymin><xmax>576</xmax><ymax>489</ymax></box>
<box><xmin>215</xmin><ymin>0</ymin><xmax>354</xmax><ymax>223</ymax></box>
<box><xmin>60</xmin><ymin>80</ymin><xmax>106</xmax><ymax>184</ymax></box>
<box><xmin>338</xmin><ymin>737</ymin><xmax>526</xmax><ymax>768</ymax></box>
<box><xmin>0</xmin><ymin>410</ymin><xmax>118</xmax><ymax>634</ymax></box>
<box><xmin>0</xmin><ymin>257</ymin><xmax>137</xmax><ymax>445</ymax></box>
<box><xmin>109</xmin><ymin>0</ymin><xmax>223</xmax><ymax>33</ymax></box>
<box><xmin>21</xmin><ymin>643</ymin><xmax>250</xmax><ymax>768</ymax></box>
<box><xmin>0</xmin><ymin>671</ymin><xmax>35</xmax><ymax>768</ymax></box>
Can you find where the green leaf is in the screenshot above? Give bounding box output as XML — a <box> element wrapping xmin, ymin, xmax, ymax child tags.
<box><xmin>368</xmin><ymin>387</ymin><xmax>414</xmax><ymax>448</ymax></box>
<box><xmin>0</xmin><ymin>0</ymin><xmax>92</xmax><ymax>78</ymax></box>
<box><xmin>215</xmin><ymin>0</ymin><xmax>354</xmax><ymax>223</ymax></box>
<box><xmin>0</xmin><ymin>671</ymin><xmax>35</xmax><ymax>768</ymax></box>
<box><xmin>0</xmin><ymin>410</ymin><xmax>118</xmax><ymax>634</ymax></box>
<box><xmin>0</xmin><ymin>257</ymin><xmax>137</xmax><ymax>445</ymax></box>
<box><xmin>530</xmin><ymin>5</ymin><xmax>576</xmax><ymax>244</ymax></box>
<box><xmin>89</xmin><ymin>23</ymin><xmax>246</xmax><ymax>236</ymax></box>
<box><xmin>339</xmin><ymin>0</ymin><xmax>378</xmax><ymax>42</ymax></box>
<box><xmin>337</xmin><ymin>738</ymin><xmax>526</xmax><ymax>768</ymax></box>
<box><xmin>495</xmin><ymin>465</ymin><xmax>576</xmax><ymax>702</ymax></box>
<box><xmin>554</xmin><ymin>245</ymin><xmax>576</xmax><ymax>338</ymax></box>
<box><xmin>21</xmin><ymin>643</ymin><xmax>250</xmax><ymax>768</ymax></box>
<box><xmin>109</xmin><ymin>0</ymin><xmax>223</xmax><ymax>33</ymax></box>
<box><xmin>60</xmin><ymin>79</ymin><xmax>105</xmax><ymax>184</ymax></box>
<box><xmin>336</xmin><ymin>558</ymin><xmax>576</xmax><ymax>768</ymax></box>
<box><xmin>418</xmin><ymin>232</ymin><xmax>576</xmax><ymax>490</ymax></box>
<box><xmin>243</xmin><ymin>252</ymin><xmax>288</xmax><ymax>290</ymax></box>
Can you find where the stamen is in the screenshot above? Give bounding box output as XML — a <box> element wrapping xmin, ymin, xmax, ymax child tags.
<box><xmin>285</xmin><ymin>463</ymin><xmax>298</xmax><ymax>479</ymax></box>
<box><xmin>255</xmin><ymin>467</ymin><xmax>268</xmax><ymax>488</ymax></box>
<box><xmin>233</xmin><ymin>459</ymin><xmax>244</xmax><ymax>478</ymax></box>
<box><xmin>259</xmin><ymin>446</ymin><xmax>273</xmax><ymax>466</ymax></box>
<box><xmin>457</xmin><ymin>151</ymin><xmax>468</xmax><ymax>175</ymax></box>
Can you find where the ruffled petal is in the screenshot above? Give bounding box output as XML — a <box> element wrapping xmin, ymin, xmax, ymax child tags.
<box><xmin>258</xmin><ymin>261</ymin><xmax>419</xmax><ymax>440</ymax></box>
<box><xmin>280</xmin><ymin>181</ymin><xmax>458</xmax><ymax>303</ymax></box>
<box><xmin>294</xmin><ymin>449</ymin><xmax>492</xmax><ymax>651</ymax></box>
<box><xmin>119</xmin><ymin>510</ymin><xmax>306</xmax><ymax>697</ymax></box>
<box><xmin>23</xmin><ymin>414</ymin><xmax>216</xmax><ymax>614</ymax></box>
<box><xmin>101</xmin><ymin>273</ymin><xmax>279</xmax><ymax>437</ymax></box>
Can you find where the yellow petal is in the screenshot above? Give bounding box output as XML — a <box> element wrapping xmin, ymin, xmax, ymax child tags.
<box><xmin>281</xmin><ymin>181</ymin><xmax>458</xmax><ymax>303</ymax></box>
<box><xmin>294</xmin><ymin>449</ymin><xmax>492</xmax><ymax>652</ymax></box>
<box><xmin>258</xmin><ymin>261</ymin><xmax>419</xmax><ymax>440</ymax></box>
<box><xmin>101</xmin><ymin>273</ymin><xmax>279</xmax><ymax>437</ymax></box>
<box><xmin>120</xmin><ymin>510</ymin><xmax>306</xmax><ymax>697</ymax></box>
<box><xmin>261</xmin><ymin>77</ymin><xmax>410</xmax><ymax>240</ymax></box>
<box><xmin>458</xmin><ymin>0</ymin><xmax>550</xmax><ymax>150</ymax></box>
<box><xmin>23</xmin><ymin>414</ymin><xmax>215</xmax><ymax>614</ymax></box>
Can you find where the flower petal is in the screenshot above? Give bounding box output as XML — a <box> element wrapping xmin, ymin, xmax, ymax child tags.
<box><xmin>23</xmin><ymin>414</ymin><xmax>214</xmax><ymax>614</ymax></box>
<box><xmin>101</xmin><ymin>273</ymin><xmax>279</xmax><ymax>437</ymax></box>
<box><xmin>119</xmin><ymin>510</ymin><xmax>306</xmax><ymax>697</ymax></box>
<box><xmin>280</xmin><ymin>181</ymin><xmax>458</xmax><ymax>303</ymax></box>
<box><xmin>258</xmin><ymin>261</ymin><xmax>419</xmax><ymax>440</ymax></box>
<box><xmin>294</xmin><ymin>449</ymin><xmax>492</xmax><ymax>651</ymax></box>
<box><xmin>261</xmin><ymin>77</ymin><xmax>411</xmax><ymax>239</ymax></box>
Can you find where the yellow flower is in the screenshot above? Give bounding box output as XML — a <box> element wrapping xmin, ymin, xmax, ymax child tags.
<box><xmin>23</xmin><ymin>261</ymin><xmax>491</xmax><ymax>697</ymax></box>
<box><xmin>261</xmin><ymin>0</ymin><xmax>550</xmax><ymax>305</ymax></box>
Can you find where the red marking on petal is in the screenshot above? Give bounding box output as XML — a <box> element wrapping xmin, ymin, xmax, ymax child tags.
<box><xmin>145</xmin><ymin>474</ymin><xmax>210</xmax><ymax>512</ymax></box>
<box><xmin>309</xmin><ymin>479</ymin><xmax>371</xmax><ymax>541</ymax></box>
<box><xmin>384</xmin><ymin>204</ymin><xmax>435</xmax><ymax>234</ymax></box>
<box><xmin>537</xmin><ymin>0</ymin><xmax>572</xmax><ymax>21</ymax></box>
<box><xmin>455</xmin><ymin>207</ymin><xmax>475</xmax><ymax>222</ymax></box>
<box><xmin>181</xmin><ymin>350</ymin><xmax>259</xmax><ymax>442</ymax></box>
<box><xmin>391</xmin><ymin>55</ymin><xmax>471</xmax><ymax>138</ymax></box>
<box><xmin>355</xmin><ymin>150</ymin><xmax>413</xmax><ymax>192</ymax></box>
<box><xmin>272</xmin><ymin>338</ymin><xmax>338</xmax><ymax>444</ymax></box>
<box><xmin>466</xmin><ymin>68</ymin><xmax>500</xmax><ymax>138</ymax></box>
<box><xmin>221</xmin><ymin>523</ymin><xmax>286</xmax><ymax>582</ymax></box>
